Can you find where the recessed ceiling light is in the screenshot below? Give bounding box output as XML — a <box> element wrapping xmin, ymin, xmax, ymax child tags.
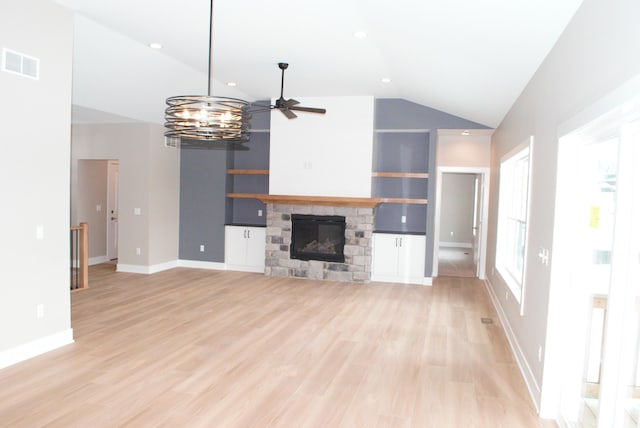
<box><xmin>226</xmin><ymin>82</ymin><xmax>237</xmax><ymax>87</ymax></box>
<box><xmin>148</xmin><ymin>43</ymin><xmax>162</xmax><ymax>49</ymax></box>
<box><xmin>381</xmin><ymin>78</ymin><xmax>392</xmax><ymax>84</ymax></box>
<box><xmin>461</xmin><ymin>130</ymin><xmax>470</xmax><ymax>136</ymax></box>
<box><xmin>353</xmin><ymin>31</ymin><xmax>367</xmax><ymax>39</ymax></box>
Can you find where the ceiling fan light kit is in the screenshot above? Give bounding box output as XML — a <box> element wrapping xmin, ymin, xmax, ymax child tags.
<box><xmin>164</xmin><ymin>0</ymin><xmax>250</xmax><ymax>148</ymax></box>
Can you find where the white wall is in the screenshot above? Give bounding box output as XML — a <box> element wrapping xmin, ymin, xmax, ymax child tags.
<box><xmin>0</xmin><ymin>0</ymin><xmax>73</xmax><ymax>363</ymax></box>
<box><xmin>439</xmin><ymin>174</ymin><xmax>476</xmax><ymax>246</ymax></box>
<box><xmin>77</xmin><ymin>160</ymin><xmax>109</xmax><ymax>260</ymax></box>
<box><xmin>71</xmin><ymin>123</ymin><xmax>180</xmax><ymax>270</ymax></box>
<box><xmin>437</xmin><ymin>131</ymin><xmax>492</xmax><ymax>167</ymax></box>
<box><xmin>71</xmin><ymin>15</ymin><xmax>251</xmax><ymax>124</ymax></box>
<box><xmin>485</xmin><ymin>0</ymin><xmax>640</xmax><ymax>414</ymax></box>
<box><xmin>269</xmin><ymin>96</ymin><xmax>374</xmax><ymax>197</ymax></box>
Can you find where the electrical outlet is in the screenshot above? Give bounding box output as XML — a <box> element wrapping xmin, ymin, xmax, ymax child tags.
<box><xmin>450</xmin><ymin>231</ymin><xmax>454</xmax><ymax>236</ymax></box>
<box><xmin>134</xmin><ymin>208</ymin><xmax>141</xmax><ymax>215</ymax></box>
<box><xmin>258</xmin><ymin>209</ymin><xmax>263</xmax><ymax>217</ymax></box>
<box><xmin>36</xmin><ymin>304</ymin><xmax>44</xmax><ymax>319</ymax></box>
<box><xmin>401</xmin><ymin>215</ymin><xmax>406</xmax><ymax>224</ymax></box>
<box><xmin>199</xmin><ymin>244</ymin><xmax>205</xmax><ymax>252</ymax></box>
<box><xmin>136</xmin><ymin>247</ymin><xmax>141</xmax><ymax>256</ymax></box>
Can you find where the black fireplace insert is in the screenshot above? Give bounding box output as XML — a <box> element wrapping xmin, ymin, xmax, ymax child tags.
<box><xmin>290</xmin><ymin>214</ymin><xmax>346</xmax><ymax>263</ymax></box>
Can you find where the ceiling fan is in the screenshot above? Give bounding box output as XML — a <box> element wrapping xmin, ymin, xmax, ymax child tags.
<box><xmin>270</xmin><ymin>62</ymin><xmax>327</xmax><ymax>119</ymax></box>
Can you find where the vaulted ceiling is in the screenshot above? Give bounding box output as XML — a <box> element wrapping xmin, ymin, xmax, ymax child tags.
<box><xmin>55</xmin><ymin>0</ymin><xmax>583</xmax><ymax>128</ymax></box>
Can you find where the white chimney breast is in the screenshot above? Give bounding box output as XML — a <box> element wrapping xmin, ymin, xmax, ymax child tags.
<box><xmin>269</xmin><ymin>96</ymin><xmax>374</xmax><ymax>198</ymax></box>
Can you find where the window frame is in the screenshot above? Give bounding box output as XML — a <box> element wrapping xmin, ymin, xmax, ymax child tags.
<box><xmin>496</xmin><ymin>136</ymin><xmax>534</xmax><ymax>312</ymax></box>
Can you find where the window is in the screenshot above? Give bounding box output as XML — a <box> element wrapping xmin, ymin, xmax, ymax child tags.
<box><xmin>496</xmin><ymin>137</ymin><xmax>533</xmax><ymax>305</ymax></box>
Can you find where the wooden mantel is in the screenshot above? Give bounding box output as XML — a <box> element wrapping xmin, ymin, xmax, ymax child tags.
<box><xmin>227</xmin><ymin>193</ymin><xmax>428</xmax><ymax>208</ymax></box>
<box><xmin>227</xmin><ymin>193</ymin><xmax>383</xmax><ymax>208</ymax></box>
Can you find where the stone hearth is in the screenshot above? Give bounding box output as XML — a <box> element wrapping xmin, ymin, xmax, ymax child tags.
<box><xmin>265</xmin><ymin>204</ymin><xmax>373</xmax><ymax>282</ymax></box>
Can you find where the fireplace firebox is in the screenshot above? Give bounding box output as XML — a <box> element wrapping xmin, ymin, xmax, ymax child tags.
<box><xmin>290</xmin><ymin>214</ymin><xmax>346</xmax><ymax>263</ymax></box>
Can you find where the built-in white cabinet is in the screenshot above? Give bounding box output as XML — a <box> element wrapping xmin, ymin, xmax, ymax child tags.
<box><xmin>371</xmin><ymin>233</ymin><xmax>426</xmax><ymax>284</ymax></box>
<box><xmin>225</xmin><ymin>226</ymin><xmax>266</xmax><ymax>273</ymax></box>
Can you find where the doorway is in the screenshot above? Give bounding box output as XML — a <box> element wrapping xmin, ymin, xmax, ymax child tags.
<box><xmin>75</xmin><ymin>159</ymin><xmax>119</xmax><ymax>264</ymax></box>
<box><xmin>552</xmin><ymin>101</ymin><xmax>640</xmax><ymax>428</ymax></box>
<box><xmin>433</xmin><ymin>167</ymin><xmax>489</xmax><ymax>279</ymax></box>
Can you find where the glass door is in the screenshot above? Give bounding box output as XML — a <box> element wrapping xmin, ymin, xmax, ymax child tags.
<box><xmin>556</xmin><ymin>107</ymin><xmax>640</xmax><ymax>428</ymax></box>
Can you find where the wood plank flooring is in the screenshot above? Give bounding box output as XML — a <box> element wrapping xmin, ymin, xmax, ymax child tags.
<box><xmin>438</xmin><ymin>246</ymin><xmax>477</xmax><ymax>278</ymax></box>
<box><xmin>0</xmin><ymin>264</ymin><xmax>556</xmax><ymax>427</ymax></box>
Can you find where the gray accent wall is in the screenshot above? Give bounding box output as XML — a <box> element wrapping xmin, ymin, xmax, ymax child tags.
<box><xmin>179</xmin><ymin>148</ymin><xmax>229</xmax><ymax>262</ymax></box>
<box><xmin>375</xmin><ymin>99</ymin><xmax>489</xmax><ymax>276</ymax></box>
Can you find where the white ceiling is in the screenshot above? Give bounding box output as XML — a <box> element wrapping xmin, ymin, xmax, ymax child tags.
<box><xmin>56</xmin><ymin>0</ymin><xmax>583</xmax><ymax>128</ymax></box>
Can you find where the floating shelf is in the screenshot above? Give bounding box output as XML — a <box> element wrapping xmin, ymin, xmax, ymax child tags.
<box><xmin>226</xmin><ymin>193</ymin><xmax>427</xmax><ymax>207</ymax></box>
<box><xmin>379</xmin><ymin>198</ymin><xmax>428</xmax><ymax>205</ymax></box>
<box><xmin>372</xmin><ymin>172</ymin><xmax>429</xmax><ymax>178</ymax></box>
<box><xmin>227</xmin><ymin>169</ymin><xmax>269</xmax><ymax>175</ymax></box>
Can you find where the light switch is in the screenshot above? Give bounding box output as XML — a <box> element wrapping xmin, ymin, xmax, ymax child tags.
<box><xmin>36</xmin><ymin>225</ymin><xmax>44</xmax><ymax>240</ymax></box>
<box><xmin>96</xmin><ymin>204</ymin><xmax>102</xmax><ymax>212</ymax></box>
<box><xmin>134</xmin><ymin>208</ymin><xmax>141</xmax><ymax>215</ymax></box>
<box><xmin>401</xmin><ymin>215</ymin><xmax>406</xmax><ymax>224</ymax></box>
<box><xmin>258</xmin><ymin>209</ymin><xmax>263</xmax><ymax>217</ymax></box>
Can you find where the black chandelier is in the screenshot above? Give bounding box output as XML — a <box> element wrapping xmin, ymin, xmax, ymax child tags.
<box><xmin>164</xmin><ymin>0</ymin><xmax>250</xmax><ymax>148</ymax></box>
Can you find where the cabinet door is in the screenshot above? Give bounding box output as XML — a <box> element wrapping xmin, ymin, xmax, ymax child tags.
<box><xmin>245</xmin><ymin>227</ymin><xmax>266</xmax><ymax>272</ymax></box>
<box><xmin>397</xmin><ymin>234</ymin><xmax>426</xmax><ymax>282</ymax></box>
<box><xmin>225</xmin><ymin>226</ymin><xmax>248</xmax><ymax>267</ymax></box>
<box><xmin>372</xmin><ymin>233</ymin><xmax>400</xmax><ymax>279</ymax></box>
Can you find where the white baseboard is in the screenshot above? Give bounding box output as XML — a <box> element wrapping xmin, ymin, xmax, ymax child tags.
<box><xmin>117</xmin><ymin>260</ymin><xmax>228</xmax><ymax>274</ymax></box>
<box><xmin>117</xmin><ymin>260</ymin><xmax>179</xmax><ymax>274</ymax></box>
<box><xmin>370</xmin><ymin>274</ymin><xmax>430</xmax><ymax>286</ymax></box>
<box><xmin>178</xmin><ymin>260</ymin><xmax>227</xmax><ymax>271</ymax></box>
<box><xmin>89</xmin><ymin>255</ymin><xmax>109</xmax><ymax>266</ymax></box>
<box><xmin>224</xmin><ymin>264</ymin><xmax>264</xmax><ymax>273</ymax></box>
<box><xmin>439</xmin><ymin>241</ymin><xmax>473</xmax><ymax>248</ymax></box>
<box><xmin>484</xmin><ymin>278</ymin><xmax>541</xmax><ymax>412</ymax></box>
<box><xmin>0</xmin><ymin>329</ymin><xmax>74</xmax><ymax>370</ymax></box>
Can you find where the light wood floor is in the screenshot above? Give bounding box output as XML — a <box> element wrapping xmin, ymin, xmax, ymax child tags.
<box><xmin>438</xmin><ymin>246</ymin><xmax>477</xmax><ymax>278</ymax></box>
<box><xmin>0</xmin><ymin>264</ymin><xmax>557</xmax><ymax>427</ymax></box>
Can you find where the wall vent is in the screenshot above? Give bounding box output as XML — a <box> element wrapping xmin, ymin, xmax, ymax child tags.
<box><xmin>164</xmin><ymin>136</ymin><xmax>180</xmax><ymax>148</ymax></box>
<box><xmin>2</xmin><ymin>48</ymin><xmax>39</xmax><ymax>80</ymax></box>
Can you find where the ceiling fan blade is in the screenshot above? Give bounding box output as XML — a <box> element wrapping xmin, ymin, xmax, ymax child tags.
<box><xmin>283</xmin><ymin>98</ymin><xmax>299</xmax><ymax>107</ymax></box>
<box><xmin>289</xmin><ymin>106</ymin><xmax>327</xmax><ymax>114</ymax></box>
<box><xmin>280</xmin><ymin>108</ymin><xmax>297</xmax><ymax>119</ymax></box>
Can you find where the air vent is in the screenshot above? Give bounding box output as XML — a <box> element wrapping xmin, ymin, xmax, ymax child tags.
<box><xmin>164</xmin><ymin>136</ymin><xmax>180</xmax><ymax>148</ymax></box>
<box><xmin>2</xmin><ymin>48</ymin><xmax>39</xmax><ymax>80</ymax></box>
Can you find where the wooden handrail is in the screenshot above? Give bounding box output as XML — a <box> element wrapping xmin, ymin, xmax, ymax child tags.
<box><xmin>70</xmin><ymin>222</ymin><xmax>89</xmax><ymax>291</ymax></box>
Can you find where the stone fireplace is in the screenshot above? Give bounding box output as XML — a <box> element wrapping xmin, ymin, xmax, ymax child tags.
<box><xmin>264</xmin><ymin>203</ymin><xmax>374</xmax><ymax>282</ymax></box>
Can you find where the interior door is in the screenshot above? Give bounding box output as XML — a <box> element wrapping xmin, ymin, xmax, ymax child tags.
<box><xmin>472</xmin><ymin>174</ymin><xmax>482</xmax><ymax>273</ymax></box>
<box><xmin>107</xmin><ymin>161</ymin><xmax>119</xmax><ymax>260</ymax></box>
